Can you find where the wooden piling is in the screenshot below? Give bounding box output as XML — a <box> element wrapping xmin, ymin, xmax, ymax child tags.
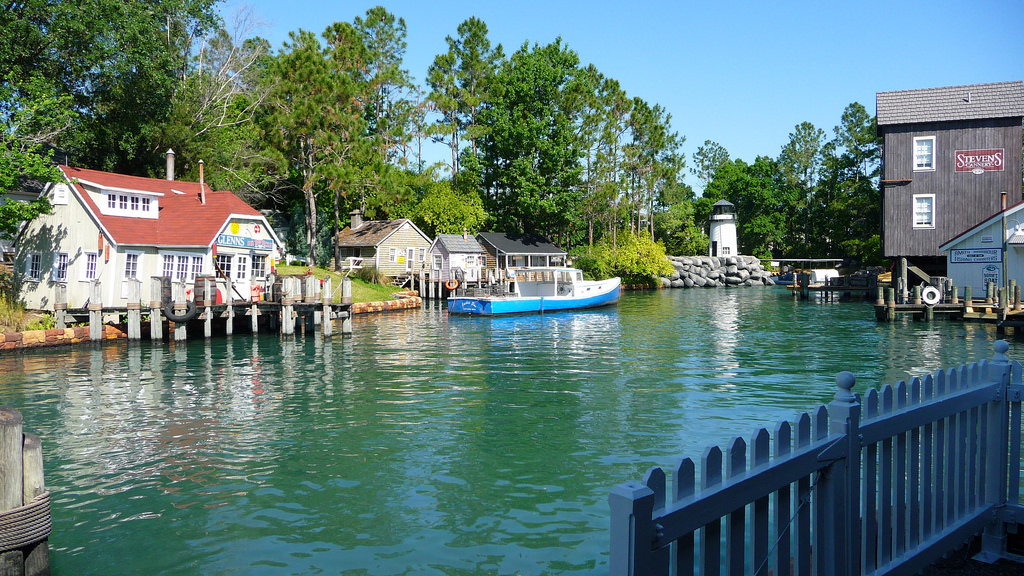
<box><xmin>250</xmin><ymin>304</ymin><xmax>259</xmax><ymax>334</ymax></box>
<box><xmin>225</xmin><ymin>301</ymin><xmax>234</xmax><ymax>336</ymax></box>
<box><xmin>203</xmin><ymin>279</ymin><xmax>213</xmax><ymax>338</ymax></box>
<box><xmin>875</xmin><ymin>286</ymin><xmax>885</xmax><ymax>307</ymax></box>
<box><xmin>0</xmin><ymin>408</ymin><xmax>51</xmax><ymax>576</ymax></box>
<box><xmin>172</xmin><ymin>282</ymin><xmax>187</xmax><ymax>342</ymax></box>
<box><xmin>127</xmin><ymin>280</ymin><xmax>141</xmax><ymax>340</ymax></box>
<box><xmin>341</xmin><ymin>277</ymin><xmax>353</xmax><ymax>335</ymax></box>
<box><xmin>1015</xmin><ymin>284</ymin><xmax>1022</xmax><ymax>312</ymax></box>
<box><xmin>885</xmin><ymin>288</ymin><xmax>896</xmax><ymax>322</ymax></box>
<box><xmin>88</xmin><ymin>281</ymin><xmax>103</xmax><ymax>341</ymax></box>
<box><xmin>951</xmin><ymin>285</ymin><xmax>959</xmax><ymax>305</ymax></box>
<box><xmin>965</xmin><ymin>286</ymin><xmax>974</xmax><ymax>313</ymax></box>
<box><xmin>322</xmin><ymin>276</ymin><xmax>333</xmax><ymax>338</ymax></box>
<box><xmin>150</xmin><ymin>278</ymin><xmax>163</xmax><ymax>341</ymax></box>
<box><xmin>54</xmin><ymin>285</ymin><xmax>67</xmax><ymax>330</ymax></box>
<box><xmin>912</xmin><ymin>285</ymin><xmax>921</xmax><ymax>305</ymax></box>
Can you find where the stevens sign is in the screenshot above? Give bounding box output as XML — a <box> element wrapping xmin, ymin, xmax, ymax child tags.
<box><xmin>955</xmin><ymin>149</ymin><xmax>1004</xmax><ymax>173</ymax></box>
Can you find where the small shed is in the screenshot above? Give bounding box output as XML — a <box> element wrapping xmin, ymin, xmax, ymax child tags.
<box><xmin>475</xmin><ymin>232</ymin><xmax>566</xmax><ymax>279</ymax></box>
<box><xmin>336</xmin><ymin>210</ymin><xmax>432</xmax><ymax>278</ymax></box>
<box><xmin>428</xmin><ymin>232</ymin><xmax>487</xmax><ymax>283</ymax></box>
<box><xmin>939</xmin><ymin>201</ymin><xmax>1024</xmax><ymax>296</ymax></box>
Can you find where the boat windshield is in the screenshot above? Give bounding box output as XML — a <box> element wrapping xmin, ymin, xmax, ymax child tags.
<box><xmin>514</xmin><ymin>269</ymin><xmax>555</xmax><ymax>283</ymax></box>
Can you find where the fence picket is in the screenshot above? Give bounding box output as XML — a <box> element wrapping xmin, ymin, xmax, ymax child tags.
<box><xmin>864</xmin><ymin>389</ymin><xmax>879</xmax><ymax>572</ymax></box>
<box><xmin>701</xmin><ymin>446</ymin><xmax>723</xmax><ymax>576</ymax></box>
<box><xmin>813</xmin><ymin>406</ymin><xmax>829</xmax><ymax>575</ymax></box>
<box><xmin>773</xmin><ymin>421</ymin><xmax>792</xmax><ymax>576</ymax></box>
<box><xmin>909</xmin><ymin>377</ymin><xmax>922</xmax><ymax>549</ymax></box>
<box><xmin>751</xmin><ymin>428</ymin><xmax>770</xmax><ymax>575</ymax></box>
<box><xmin>895</xmin><ymin>380</ymin><xmax>908</xmax><ymax>556</ymax></box>
<box><xmin>674</xmin><ymin>458</ymin><xmax>696</xmax><ymax>576</ymax></box>
<box><xmin>922</xmin><ymin>373</ymin><xmax>935</xmax><ymax>540</ymax></box>
<box><xmin>880</xmin><ymin>384</ymin><xmax>894</xmax><ymax>564</ymax></box>
<box><xmin>643</xmin><ymin>467</ymin><xmax>670</xmax><ymax>571</ymax></box>
<box><xmin>726</xmin><ymin>437</ymin><xmax>746</xmax><ymax>576</ymax></box>
<box><xmin>935</xmin><ymin>369</ymin><xmax>947</xmax><ymax>531</ymax></box>
<box><xmin>1011</xmin><ymin>362</ymin><xmax>1023</xmax><ymax>504</ymax></box>
<box><xmin>795</xmin><ymin>413</ymin><xmax>812</xmax><ymax>576</ymax></box>
<box><xmin>955</xmin><ymin>366</ymin><xmax>968</xmax><ymax>518</ymax></box>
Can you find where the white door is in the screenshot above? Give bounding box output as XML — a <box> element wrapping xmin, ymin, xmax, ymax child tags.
<box><xmin>406</xmin><ymin>248</ymin><xmax>415</xmax><ymax>273</ymax></box>
<box><xmin>465</xmin><ymin>255</ymin><xmax>479</xmax><ymax>282</ymax></box>
<box><xmin>234</xmin><ymin>255</ymin><xmax>251</xmax><ymax>301</ymax></box>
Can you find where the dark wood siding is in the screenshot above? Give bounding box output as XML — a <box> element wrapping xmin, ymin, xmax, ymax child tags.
<box><xmin>881</xmin><ymin>117</ymin><xmax>1023</xmax><ymax>258</ymax></box>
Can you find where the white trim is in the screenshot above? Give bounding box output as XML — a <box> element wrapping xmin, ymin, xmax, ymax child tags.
<box><xmin>80</xmin><ymin>251</ymin><xmax>99</xmax><ymax>282</ymax></box>
<box><xmin>913</xmin><ymin>135</ymin><xmax>936</xmax><ymax>171</ymax></box>
<box><xmin>73</xmin><ymin>177</ymin><xmax>165</xmax><ymax>197</ymax></box>
<box><xmin>122</xmin><ymin>251</ymin><xmax>144</xmax><ymax>281</ymax></box>
<box><xmin>913</xmin><ymin>194</ymin><xmax>936</xmax><ymax>229</ymax></box>
<box><xmin>53</xmin><ymin>252</ymin><xmax>69</xmax><ymax>282</ymax></box>
<box><xmin>25</xmin><ymin>252</ymin><xmax>42</xmax><ymax>282</ymax></box>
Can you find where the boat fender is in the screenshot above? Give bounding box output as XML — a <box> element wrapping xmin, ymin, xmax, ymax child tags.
<box><xmin>163</xmin><ymin>300</ymin><xmax>198</xmax><ymax>322</ymax></box>
<box><xmin>921</xmin><ymin>286</ymin><xmax>941</xmax><ymax>306</ymax></box>
<box><xmin>445</xmin><ymin>279</ymin><xmax>459</xmax><ymax>290</ymax></box>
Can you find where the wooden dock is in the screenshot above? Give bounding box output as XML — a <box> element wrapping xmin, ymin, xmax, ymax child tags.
<box><xmin>872</xmin><ymin>281</ymin><xmax>1024</xmax><ymax>334</ymax></box>
<box><xmin>48</xmin><ymin>274</ymin><xmax>354</xmax><ymax>344</ymax></box>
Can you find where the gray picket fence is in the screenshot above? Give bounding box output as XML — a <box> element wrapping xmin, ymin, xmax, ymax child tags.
<box><xmin>609</xmin><ymin>340</ymin><xmax>1024</xmax><ymax>575</ymax></box>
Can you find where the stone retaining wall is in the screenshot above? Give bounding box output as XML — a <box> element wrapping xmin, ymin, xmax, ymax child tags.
<box><xmin>0</xmin><ymin>325</ymin><xmax>127</xmax><ymax>351</ymax></box>
<box><xmin>660</xmin><ymin>255</ymin><xmax>775</xmax><ymax>289</ymax></box>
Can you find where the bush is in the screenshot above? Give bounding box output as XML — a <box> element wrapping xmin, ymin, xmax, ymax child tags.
<box><xmin>571</xmin><ymin>231</ymin><xmax>674</xmax><ymax>285</ymax></box>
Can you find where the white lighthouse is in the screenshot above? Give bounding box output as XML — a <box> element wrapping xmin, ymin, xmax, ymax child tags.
<box><xmin>709</xmin><ymin>199</ymin><xmax>738</xmax><ymax>258</ymax></box>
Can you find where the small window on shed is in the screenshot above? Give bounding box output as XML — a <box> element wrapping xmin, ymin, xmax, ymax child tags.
<box><xmin>914</xmin><ymin>136</ymin><xmax>935</xmax><ymax>171</ymax></box>
<box><xmin>913</xmin><ymin>194</ymin><xmax>935</xmax><ymax>228</ymax></box>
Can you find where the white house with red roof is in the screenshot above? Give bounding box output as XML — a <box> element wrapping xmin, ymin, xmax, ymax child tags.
<box><xmin>15</xmin><ymin>163</ymin><xmax>282</xmax><ymax>311</ymax></box>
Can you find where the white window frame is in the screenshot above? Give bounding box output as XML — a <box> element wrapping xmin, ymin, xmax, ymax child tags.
<box><xmin>913</xmin><ymin>136</ymin><xmax>935</xmax><ymax>171</ymax></box>
<box><xmin>25</xmin><ymin>253</ymin><xmax>42</xmax><ymax>282</ymax></box>
<box><xmin>123</xmin><ymin>251</ymin><xmax>142</xmax><ymax>280</ymax></box>
<box><xmin>432</xmin><ymin>254</ymin><xmax>442</xmax><ymax>271</ymax></box>
<box><xmin>389</xmin><ymin>247</ymin><xmax>397</xmax><ymax>263</ymax></box>
<box><xmin>100</xmin><ymin>192</ymin><xmax>159</xmax><ymax>219</ymax></box>
<box><xmin>418</xmin><ymin>248</ymin><xmax>426</xmax><ymax>262</ymax></box>
<box><xmin>252</xmin><ymin>255</ymin><xmax>267</xmax><ymax>278</ymax></box>
<box><xmin>53</xmin><ymin>252</ymin><xmax>69</xmax><ymax>282</ymax></box>
<box><xmin>216</xmin><ymin>254</ymin><xmax>233</xmax><ymax>278</ymax></box>
<box><xmin>235</xmin><ymin>255</ymin><xmax>249</xmax><ymax>281</ymax></box>
<box><xmin>81</xmin><ymin>252</ymin><xmax>99</xmax><ymax>282</ymax></box>
<box><xmin>191</xmin><ymin>256</ymin><xmax>203</xmax><ymax>279</ymax></box>
<box><xmin>913</xmin><ymin>194</ymin><xmax>936</xmax><ymax>229</ymax></box>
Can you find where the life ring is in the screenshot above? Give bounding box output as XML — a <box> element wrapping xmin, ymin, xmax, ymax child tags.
<box><xmin>445</xmin><ymin>279</ymin><xmax>459</xmax><ymax>290</ymax></box>
<box><xmin>162</xmin><ymin>300</ymin><xmax>198</xmax><ymax>322</ymax></box>
<box><xmin>921</xmin><ymin>286</ymin><xmax>942</xmax><ymax>306</ymax></box>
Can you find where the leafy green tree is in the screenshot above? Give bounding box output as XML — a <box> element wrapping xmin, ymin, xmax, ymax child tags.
<box><xmin>2</xmin><ymin>0</ymin><xmax>220</xmax><ymax>173</ymax></box>
<box><xmin>411</xmin><ymin>181</ymin><xmax>488</xmax><ymax>237</ymax></box>
<box><xmin>426</xmin><ymin>17</ymin><xmax>504</xmax><ymax>176</ymax></box>
<box><xmin>691</xmin><ymin>140</ymin><xmax>730</xmax><ymax>191</ymax></box>
<box><xmin>477</xmin><ymin>39</ymin><xmax>586</xmax><ymax>242</ymax></box>
<box><xmin>571</xmin><ymin>230</ymin><xmax>673</xmax><ymax>284</ymax></box>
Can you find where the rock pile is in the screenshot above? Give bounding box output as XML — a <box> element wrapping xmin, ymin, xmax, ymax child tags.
<box><xmin>660</xmin><ymin>255</ymin><xmax>775</xmax><ymax>289</ymax></box>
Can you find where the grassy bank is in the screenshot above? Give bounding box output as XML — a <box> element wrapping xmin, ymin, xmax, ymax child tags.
<box><xmin>275</xmin><ymin>265</ymin><xmax>402</xmax><ymax>303</ymax></box>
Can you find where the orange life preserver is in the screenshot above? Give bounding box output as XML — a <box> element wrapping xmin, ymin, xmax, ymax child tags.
<box><xmin>445</xmin><ymin>279</ymin><xmax>459</xmax><ymax>290</ymax></box>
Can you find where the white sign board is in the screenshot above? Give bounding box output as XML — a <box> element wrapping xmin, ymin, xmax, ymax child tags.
<box><xmin>949</xmin><ymin>248</ymin><xmax>1002</xmax><ymax>263</ymax></box>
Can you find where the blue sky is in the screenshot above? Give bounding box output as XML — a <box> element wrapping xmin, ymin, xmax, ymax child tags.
<box><xmin>220</xmin><ymin>0</ymin><xmax>1024</xmax><ymax>190</ymax></box>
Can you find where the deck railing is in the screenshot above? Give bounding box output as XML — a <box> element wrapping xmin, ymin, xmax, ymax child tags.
<box><xmin>609</xmin><ymin>340</ymin><xmax>1023</xmax><ymax>575</ymax></box>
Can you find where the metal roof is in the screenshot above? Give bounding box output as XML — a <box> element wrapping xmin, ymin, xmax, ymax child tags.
<box><xmin>435</xmin><ymin>234</ymin><xmax>485</xmax><ymax>253</ymax></box>
<box><xmin>476</xmin><ymin>232</ymin><xmax>565</xmax><ymax>255</ymax></box>
<box><xmin>876</xmin><ymin>81</ymin><xmax>1024</xmax><ymax>126</ymax></box>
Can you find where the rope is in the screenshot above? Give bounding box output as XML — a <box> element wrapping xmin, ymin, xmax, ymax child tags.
<box><xmin>0</xmin><ymin>492</ymin><xmax>52</xmax><ymax>551</ymax></box>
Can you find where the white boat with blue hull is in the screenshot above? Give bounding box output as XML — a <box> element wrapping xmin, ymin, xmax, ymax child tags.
<box><xmin>448</xmin><ymin>267</ymin><xmax>621</xmax><ymax>315</ymax></box>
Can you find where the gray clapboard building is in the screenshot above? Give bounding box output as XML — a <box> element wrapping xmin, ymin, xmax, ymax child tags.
<box><xmin>877</xmin><ymin>81</ymin><xmax>1024</xmax><ymax>284</ymax></box>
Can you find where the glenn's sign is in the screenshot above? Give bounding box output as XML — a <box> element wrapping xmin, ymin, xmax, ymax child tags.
<box><xmin>949</xmin><ymin>248</ymin><xmax>1002</xmax><ymax>263</ymax></box>
<box><xmin>955</xmin><ymin>149</ymin><xmax>1004</xmax><ymax>173</ymax></box>
<box><xmin>217</xmin><ymin>234</ymin><xmax>274</xmax><ymax>250</ymax></box>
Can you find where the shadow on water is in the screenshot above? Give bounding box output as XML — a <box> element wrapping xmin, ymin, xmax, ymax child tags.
<box><xmin>0</xmin><ymin>287</ymin><xmax>1017</xmax><ymax>575</ymax></box>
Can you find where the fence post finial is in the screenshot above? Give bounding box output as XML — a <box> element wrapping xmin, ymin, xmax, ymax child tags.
<box><xmin>834</xmin><ymin>371</ymin><xmax>857</xmax><ymax>403</ymax></box>
<box><xmin>992</xmin><ymin>340</ymin><xmax>1010</xmax><ymax>365</ymax></box>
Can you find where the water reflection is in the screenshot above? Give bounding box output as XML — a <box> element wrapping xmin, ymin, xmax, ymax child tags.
<box><xmin>0</xmin><ymin>289</ymin><xmax>1019</xmax><ymax>575</ymax></box>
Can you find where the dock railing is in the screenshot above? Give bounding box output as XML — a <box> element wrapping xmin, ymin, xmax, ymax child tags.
<box><xmin>609</xmin><ymin>340</ymin><xmax>1024</xmax><ymax>575</ymax></box>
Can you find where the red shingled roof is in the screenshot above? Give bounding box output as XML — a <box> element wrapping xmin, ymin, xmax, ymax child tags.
<box><xmin>60</xmin><ymin>165</ymin><xmax>262</xmax><ymax>248</ymax></box>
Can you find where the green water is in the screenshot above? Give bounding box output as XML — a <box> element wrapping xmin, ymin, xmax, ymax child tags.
<box><xmin>0</xmin><ymin>288</ymin><xmax>1016</xmax><ymax>575</ymax></box>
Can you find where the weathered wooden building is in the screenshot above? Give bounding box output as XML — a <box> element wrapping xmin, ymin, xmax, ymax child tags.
<box><xmin>475</xmin><ymin>233</ymin><xmax>566</xmax><ymax>280</ymax></box>
<box><xmin>877</xmin><ymin>81</ymin><xmax>1024</xmax><ymax>285</ymax></box>
<box><xmin>336</xmin><ymin>211</ymin><xmax>432</xmax><ymax>278</ymax></box>
<box><xmin>428</xmin><ymin>232</ymin><xmax>486</xmax><ymax>284</ymax></box>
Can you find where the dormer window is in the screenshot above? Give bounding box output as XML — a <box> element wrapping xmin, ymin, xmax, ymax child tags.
<box><xmin>100</xmin><ymin>191</ymin><xmax>159</xmax><ymax>218</ymax></box>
